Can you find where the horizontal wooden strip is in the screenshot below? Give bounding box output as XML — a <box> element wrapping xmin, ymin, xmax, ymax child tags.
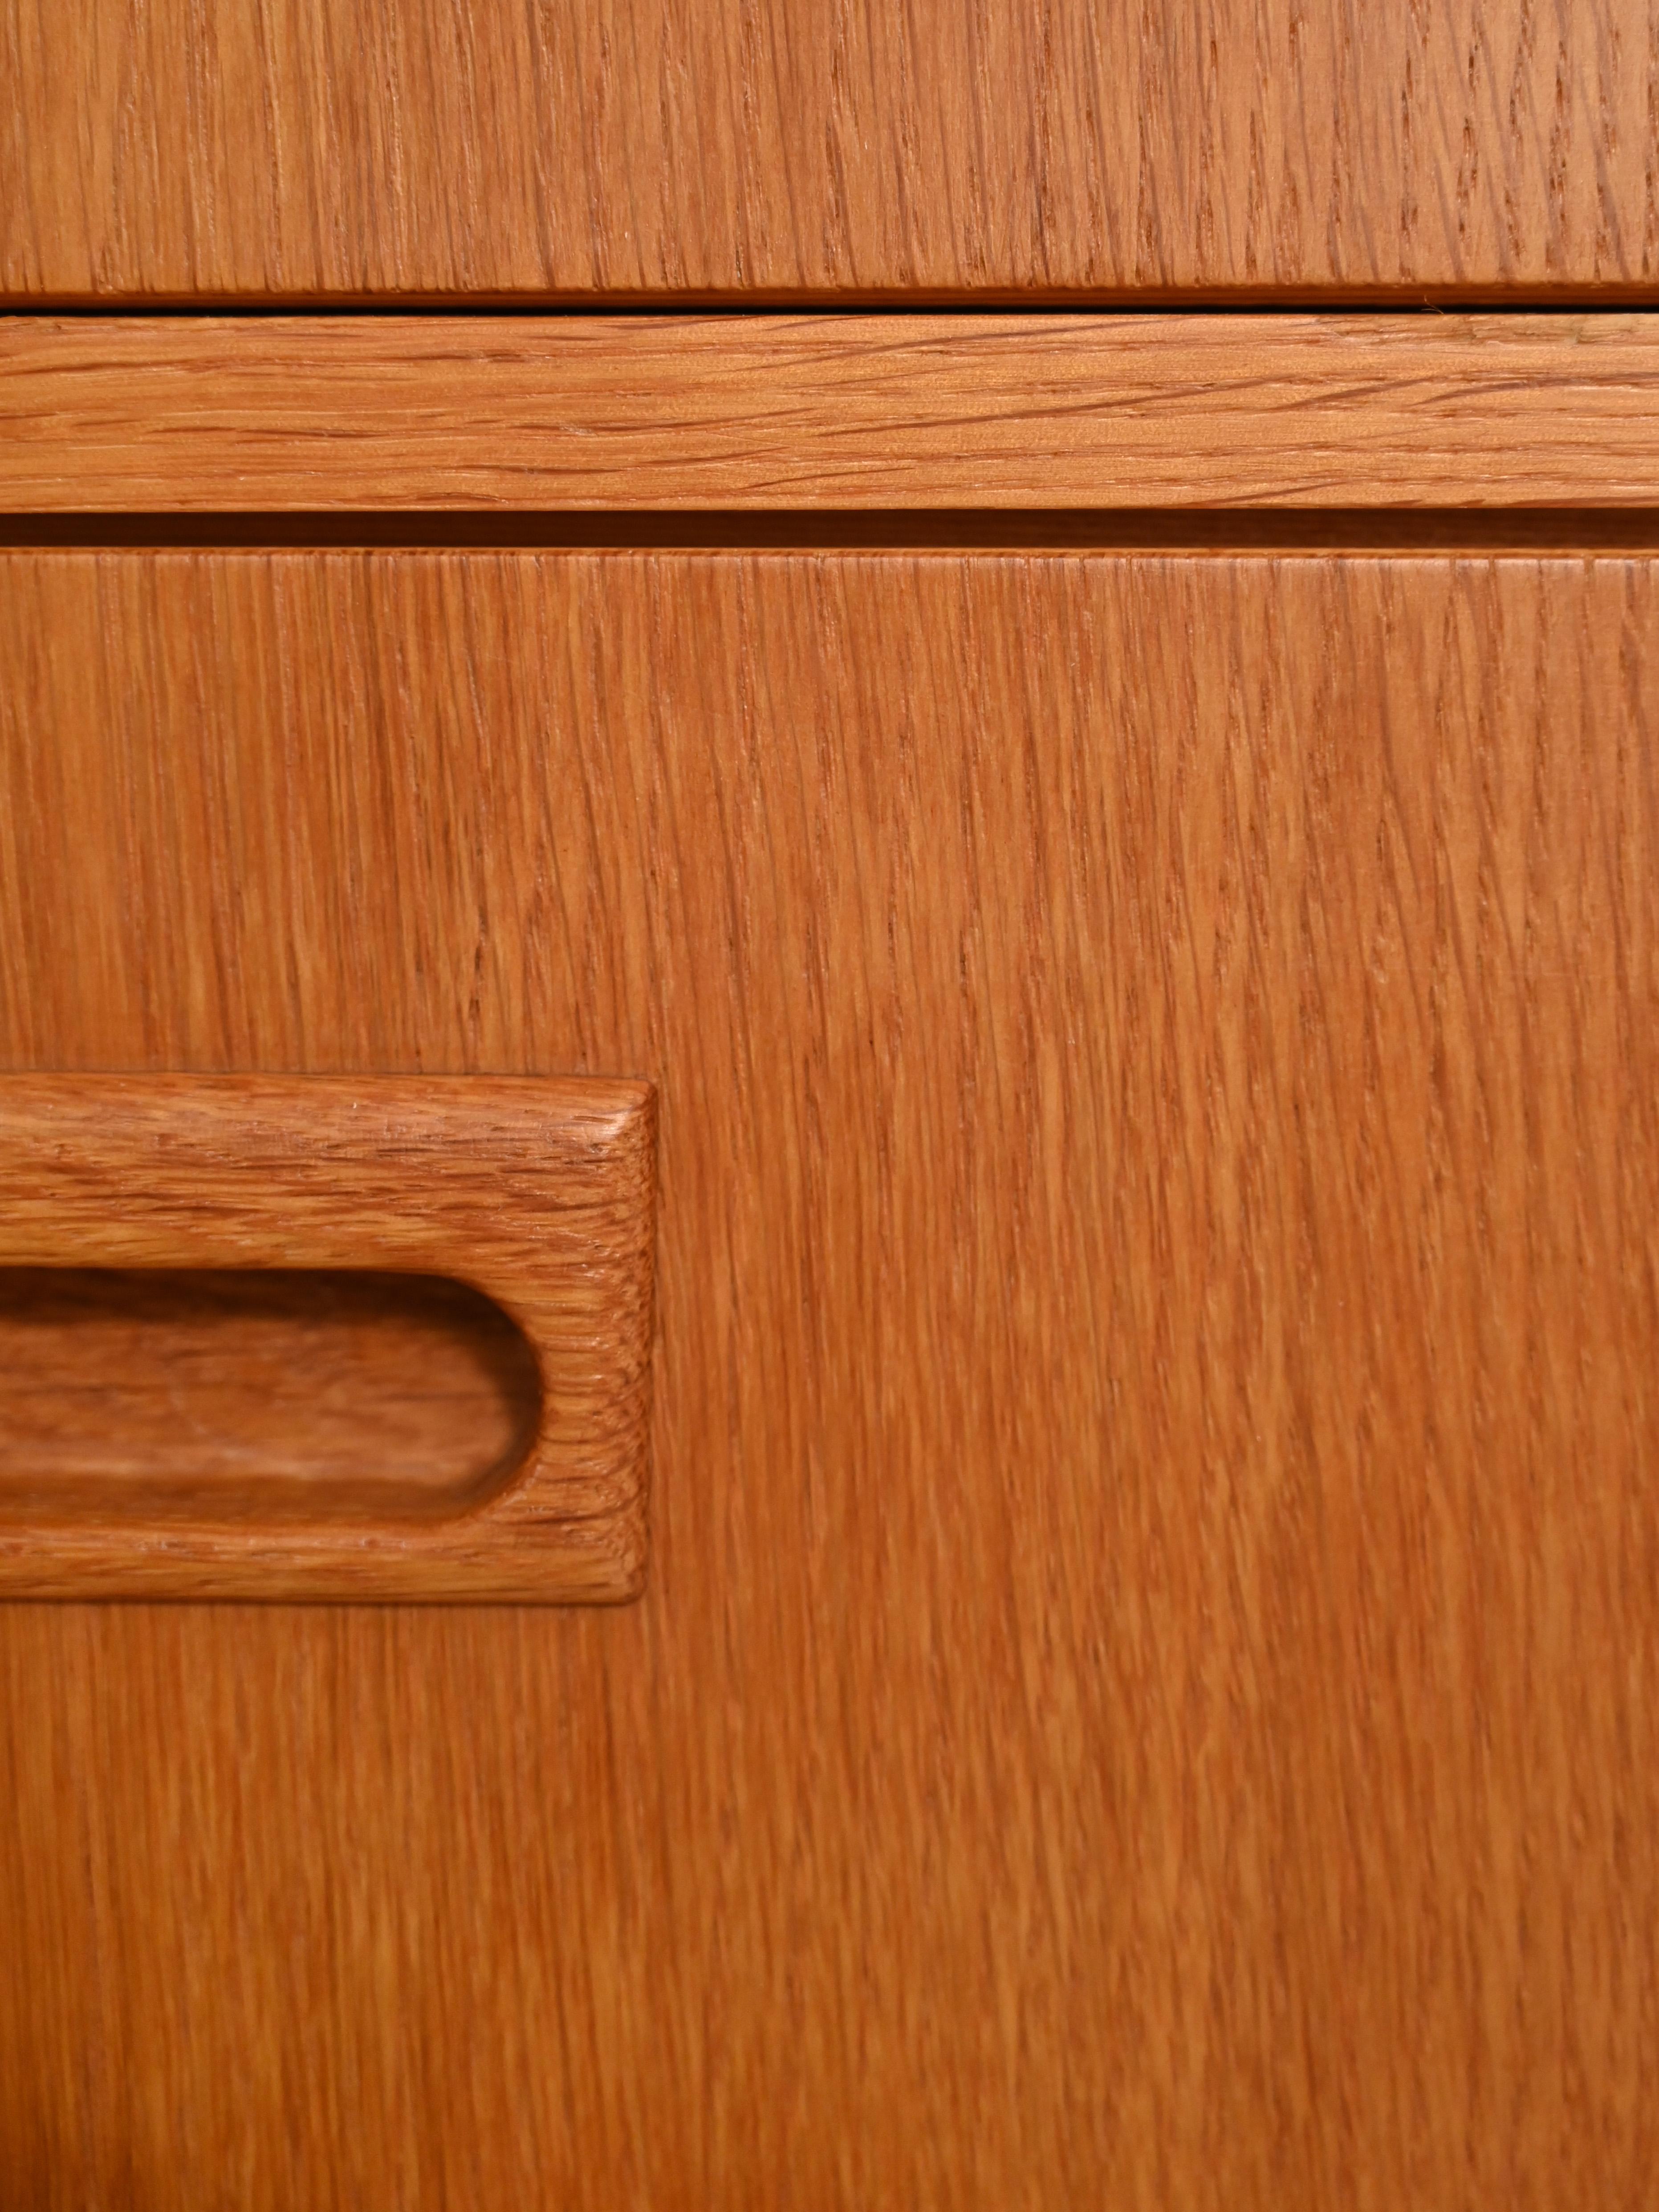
<box><xmin>4</xmin><ymin>315</ymin><xmax>1659</xmax><ymax>512</ymax></box>
<box><xmin>1</xmin><ymin>0</ymin><xmax>1651</xmax><ymax>301</ymax></box>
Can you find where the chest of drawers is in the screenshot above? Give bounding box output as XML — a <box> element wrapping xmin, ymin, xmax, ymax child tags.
<box><xmin>3</xmin><ymin>11</ymin><xmax>1657</xmax><ymax>2205</ymax></box>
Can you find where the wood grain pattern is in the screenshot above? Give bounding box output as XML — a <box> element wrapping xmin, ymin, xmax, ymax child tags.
<box><xmin>8</xmin><ymin>313</ymin><xmax>1659</xmax><ymax>512</ymax></box>
<box><xmin>0</xmin><ymin>1267</ymin><xmax>540</xmax><ymax>1509</ymax></box>
<box><xmin>1</xmin><ymin>547</ymin><xmax>1655</xmax><ymax>2204</ymax></box>
<box><xmin>0</xmin><ymin>1075</ymin><xmax>658</xmax><ymax>1599</ymax></box>
<box><xmin>2</xmin><ymin>0</ymin><xmax>1655</xmax><ymax>301</ymax></box>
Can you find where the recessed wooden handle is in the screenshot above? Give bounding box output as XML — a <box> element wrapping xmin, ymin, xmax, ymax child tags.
<box><xmin>0</xmin><ymin>1075</ymin><xmax>657</xmax><ymax>1602</ymax></box>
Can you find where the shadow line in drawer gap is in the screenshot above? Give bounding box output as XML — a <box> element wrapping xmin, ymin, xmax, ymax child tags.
<box><xmin>0</xmin><ymin>1267</ymin><xmax>541</xmax><ymax>1525</ymax></box>
<box><xmin>5</xmin><ymin>511</ymin><xmax>1659</xmax><ymax>553</ymax></box>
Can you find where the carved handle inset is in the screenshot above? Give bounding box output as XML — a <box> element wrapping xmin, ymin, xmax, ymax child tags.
<box><xmin>0</xmin><ymin>1075</ymin><xmax>657</xmax><ymax>1602</ymax></box>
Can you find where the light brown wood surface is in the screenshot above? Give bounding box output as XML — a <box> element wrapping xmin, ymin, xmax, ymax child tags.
<box><xmin>8</xmin><ymin>313</ymin><xmax>1659</xmax><ymax>511</ymax></box>
<box><xmin>2</xmin><ymin>0</ymin><xmax>1654</xmax><ymax>302</ymax></box>
<box><xmin>1</xmin><ymin>546</ymin><xmax>1655</xmax><ymax>2205</ymax></box>
<box><xmin>0</xmin><ymin>1075</ymin><xmax>657</xmax><ymax>1599</ymax></box>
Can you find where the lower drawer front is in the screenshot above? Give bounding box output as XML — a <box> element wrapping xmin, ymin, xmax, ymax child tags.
<box><xmin>2</xmin><ymin>549</ymin><xmax>1656</xmax><ymax>2206</ymax></box>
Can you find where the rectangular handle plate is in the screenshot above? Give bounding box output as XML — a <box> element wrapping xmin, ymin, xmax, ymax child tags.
<box><xmin>0</xmin><ymin>1075</ymin><xmax>657</xmax><ymax>1602</ymax></box>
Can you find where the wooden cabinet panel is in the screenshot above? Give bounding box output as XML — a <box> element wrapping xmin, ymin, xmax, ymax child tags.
<box><xmin>1</xmin><ymin>548</ymin><xmax>1655</xmax><ymax>2203</ymax></box>
<box><xmin>2</xmin><ymin>1</ymin><xmax>1654</xmax><ymax>303</ymax></box>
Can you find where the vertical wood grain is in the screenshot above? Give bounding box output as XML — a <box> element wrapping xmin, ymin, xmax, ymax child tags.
<box><xmin>2</xmin><ymin>0</ymin><xmax>1655</xmax><ymax>299</ymax></box>
<box><xmin>0</xmin><ymin>549</ymin><xmax>1655</xmax><ymax>2204</ymax></box>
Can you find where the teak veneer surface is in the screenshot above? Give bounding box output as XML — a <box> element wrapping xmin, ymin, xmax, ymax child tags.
<box><xmin>8</xmin><ymin>314</ymin><xmax>1659</xmax><ymax>511</ymax></box>
<box><xmin>1</xmin><ymin>548</ymin><xmax>1656</xmax><ymax>2206</ymax></box>
<box><xmin>1</xmin><ymin>0</ymin><xmax>1654</xmax><ymax>301</ymax></box>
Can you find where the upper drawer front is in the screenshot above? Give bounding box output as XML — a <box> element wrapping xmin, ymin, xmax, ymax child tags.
<box><xmin>2</xmin><ymin>0</ymin><xmax>1651</xmax><ymax>303</ymax></box>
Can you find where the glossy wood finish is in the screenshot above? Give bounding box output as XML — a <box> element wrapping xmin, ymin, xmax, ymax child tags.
<box><xmin>8</xmin><ymin>313</ymin><xmax>1659</xmax><ymax>511</ymax></box>
<box><xmin>2</xmin><ymin>0</ymin><xmax>1654</xmax><ymax>302</ymax></box>
<box><xmin>1</xmin><ymin>548</ymin><xmax>1655</xmax><ymax>2205</ymax></box>
<box><xmin>0</xmin><ymin>1075</ymin><xmax>657</xmax><ymax>1599</ymax></box>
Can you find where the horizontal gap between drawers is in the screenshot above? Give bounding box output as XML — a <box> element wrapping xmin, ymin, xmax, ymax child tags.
<box><xmin>16</xmin><ymin>292</ymin><xmax>1659</xmax><ymax>315</ymax></box>
<box><xmin>3</xmin><ymin>512</ymin><xmax>1656</xmax><ymax>553</ymax></box>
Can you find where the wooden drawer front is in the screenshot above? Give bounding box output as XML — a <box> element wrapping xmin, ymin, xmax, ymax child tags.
<box><xmin>2</xmin><ymin>1</ymin><xmax>1651</xmax><ymax>303</ymax></box>
<box><xmin>2</xmin><ymin>548</ymin><xmax>1657</xmax><ymax>2203</ymax></box>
